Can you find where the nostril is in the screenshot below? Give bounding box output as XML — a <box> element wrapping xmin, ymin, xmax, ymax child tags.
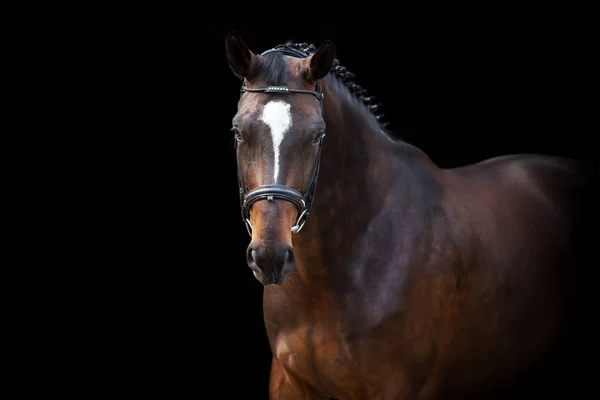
<box><xmin>283</xmin><ymin>248</ymin><xmax>296</xmax><ymax>272</ymax></box>
<box><xmin>246</xmin><ymin>246</ymin><xmax>260</xmax><ymax>272</ymax></box>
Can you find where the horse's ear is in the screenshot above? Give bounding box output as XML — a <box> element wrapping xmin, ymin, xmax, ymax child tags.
<box><xmin>306</xmin><ymin>40</ymin><xmax>335</xmax><ymax>82</ymax></box>
<box><xmin>225</xmin><ymin>31</ymin><xmax>256</xmax><ymax>79</ymax></box>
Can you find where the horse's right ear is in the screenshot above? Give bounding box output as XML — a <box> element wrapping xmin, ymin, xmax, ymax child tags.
<box><xmin>225</xmin><ymin>31</ymin><xmax>256</xmax><ymax>79</ymax></box>
<box><xmin>306</xmin><ymin>40</ymin><xmax>335</xmax><ymax>82</ymax></box>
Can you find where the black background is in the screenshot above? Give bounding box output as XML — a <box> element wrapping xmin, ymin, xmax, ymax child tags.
<box><xmin>87</xmin><ymin>12</ymin><xmax>596</xmax><ymax>398</ymax></box>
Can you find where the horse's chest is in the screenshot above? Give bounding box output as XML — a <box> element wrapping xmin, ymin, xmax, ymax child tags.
<box><xmin>273</xmin><ymin>325</ymin><xmax>357</xmax><ymax>388</ymax></box>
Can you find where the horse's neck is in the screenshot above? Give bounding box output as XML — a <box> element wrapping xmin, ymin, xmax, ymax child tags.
<box><xmin>292</xmin><ymin>81</ymin><xmax>440</xmax><ymax>284</ymax></box>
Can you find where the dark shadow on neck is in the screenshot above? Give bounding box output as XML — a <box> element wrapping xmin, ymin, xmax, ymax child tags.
<box><xmin>293</xmin><ymin>77</ymin><xmax>402</xmax><ymax>271</ymax></box>
<box><xmin>290</xmin><ymin>75</ymin><xmax>446</xmax><ymax>288</ymax></box>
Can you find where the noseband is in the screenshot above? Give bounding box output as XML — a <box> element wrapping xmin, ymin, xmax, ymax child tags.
<box><xmin>235</xmin><ymin>45</ymin><xmax>326</xmax><ymax>237</ymax></box>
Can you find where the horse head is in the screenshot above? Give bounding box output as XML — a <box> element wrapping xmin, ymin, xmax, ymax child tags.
<box><xmin>226</xmin><ymin>32</ymin><xmax>335</xmax><ymax>285</ymax></box>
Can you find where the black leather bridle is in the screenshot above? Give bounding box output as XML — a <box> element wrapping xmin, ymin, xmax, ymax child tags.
<box><xmin>234</xmin><ymin>45</ymin><xmax>326</xmax><ymax>237</ymax></box>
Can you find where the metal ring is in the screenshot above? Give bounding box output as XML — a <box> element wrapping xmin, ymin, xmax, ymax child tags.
<box><xmin>245</xmin><ymin>218</ymin><xmax>253</xmax><ymax>237</ymax></box>
<box><xmin>291</xmin><ymin>209</ymin><xmax>309</xmax><ymax>233</ymax></box>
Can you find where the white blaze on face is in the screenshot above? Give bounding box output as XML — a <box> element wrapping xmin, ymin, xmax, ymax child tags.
<box><xmin>259</xmin><ymin>100</ymin><xmax>292</xmax><ymax>183</ymax></box>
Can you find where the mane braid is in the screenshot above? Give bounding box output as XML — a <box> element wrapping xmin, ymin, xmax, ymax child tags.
<box><xmin>284</xmin><ymin>41</ymin><xmax>391</xmax><ymax>133</ymax></box>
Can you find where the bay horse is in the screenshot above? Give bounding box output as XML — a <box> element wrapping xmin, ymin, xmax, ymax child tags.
<box><xmin>226</xmin><ymin>32</ymin><xmax>591</xmax><ymax>399</ymax></box>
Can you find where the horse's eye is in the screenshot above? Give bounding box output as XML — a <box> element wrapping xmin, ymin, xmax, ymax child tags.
<box><xmin>231</xmin><ymin>127</ymin><xmax>242</xmax><ymax>142</ymax></box>
<box><xmin>313</xmin><ymin>131</ymin><xmax>325</xmax><ymax>144</ymax></box>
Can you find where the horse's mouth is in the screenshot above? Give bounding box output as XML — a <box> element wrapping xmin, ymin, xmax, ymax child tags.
<box><xmin>252</xmin><ymin>269</ymin><xmax>286</xmax><ymax>286</ymax></box>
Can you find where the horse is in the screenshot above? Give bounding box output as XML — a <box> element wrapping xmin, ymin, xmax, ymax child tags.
<box><xmin>225</xmin><ymin>31</ymin><xmax>592</xmax><ymax>399</ymax></box>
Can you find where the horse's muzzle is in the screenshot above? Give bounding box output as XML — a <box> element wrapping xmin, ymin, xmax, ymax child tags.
<box><xmin>246</xmin><ymin>242</ymin><xmax>296</xmax><ymax>285</ymax></box>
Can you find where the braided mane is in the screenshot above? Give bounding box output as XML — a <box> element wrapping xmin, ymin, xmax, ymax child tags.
<box><xmin>284</xmin><ymin>41</ymin><xmax>390</xmax><ymax>133</ymax></box>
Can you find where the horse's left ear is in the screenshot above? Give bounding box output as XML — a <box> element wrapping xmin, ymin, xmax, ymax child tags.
<box><xmin>306</xmin><ymin>40</ymin><xmax>335</xmax><ymax>82</ymax></box>
<box><xmin>225</xmin><ymin>31</ymin><xmax>257</xmax><ymax>79</ymax></box>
